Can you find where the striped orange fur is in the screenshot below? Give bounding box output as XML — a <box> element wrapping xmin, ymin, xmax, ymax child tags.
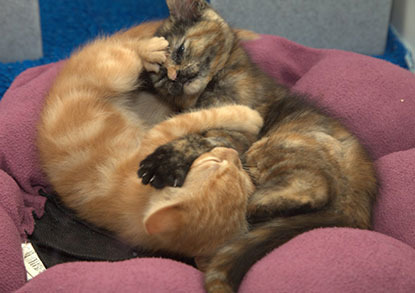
<box><xmin>36</xmin><ymin>21</ymin><xmax>263</xmax><ymax>258</ymax></box>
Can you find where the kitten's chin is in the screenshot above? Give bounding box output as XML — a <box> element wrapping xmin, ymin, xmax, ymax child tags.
<box><xmin>183</xmin><ymin>77</ymin><xmax>208</xmax><ymax>96</ymax></box>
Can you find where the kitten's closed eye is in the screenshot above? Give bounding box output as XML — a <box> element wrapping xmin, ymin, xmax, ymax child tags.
<box><xmin>174</xmin><ymin>43</ymin><xmax>185</xmax><ymax>64</ymax></box>
<box><xmin>192</xmin><ymin>156</ymin><xmax>221</xmax><ymax>168</ymax></box>
<box><xmin>193</xmin><ymin>147</ymin><xmax>242</xmax><ymax>170</ymax></box>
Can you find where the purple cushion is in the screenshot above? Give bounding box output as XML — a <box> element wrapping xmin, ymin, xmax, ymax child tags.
<box><xmin>1</xmin><ymin>34</ymin><xmax>414</xmax><ymax>291</ymax></box>
<box><xmin>374</xmin><ymin>149</ymin><xmax>415</xmax><ymax>248</ymax></box>
<box><xmin>14</xmin><ymin>229</ymin><xmax>415</xmax><ymax>293</ymax></box>
<box><xmin>244</xmin><ymin>35</ymin><xmax>415</xmax><ymax>160</ymax></box>
<box><xmin>16</xmin><ymin>258</ymin><xmax>205</xmax><ymax>293</ymax></box>
<box><xmin>241</xmin><ymin>228</ymin><xmax>415</xmax><ymax>293</ymax></box>
<box><xmin>0</xmin><ymin>205</ymin><xmax>26</xmax><ymax>292</ymax></box>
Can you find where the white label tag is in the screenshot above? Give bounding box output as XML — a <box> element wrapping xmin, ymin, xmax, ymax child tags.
<box><xmin>21</xmin><ymin>242</ymin><xmax>46</xmax><ymax>280</ymax></box>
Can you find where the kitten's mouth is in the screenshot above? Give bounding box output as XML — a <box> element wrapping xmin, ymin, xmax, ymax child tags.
<box><xmin>152</xmin><ymin>66</ymin><xmax>202</xmax><ymax>98</ymax></box>
<box><xmin>178</xmin><ymin>72</ymin><xmax>199</xmax><ymax>85</ymax></box>
<box><xmin>167</xmin><ymin>68</ymin><xmax>198</xmax><ymax>85</ymax></box>
<box><xmin>183</xmin><ymin>76</ymin><xmax>198</xmax><ymax>87</ymax></box>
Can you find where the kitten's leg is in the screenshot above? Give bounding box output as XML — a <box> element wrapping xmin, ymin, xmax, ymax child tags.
<box><xmin>244</xmin><ymin>134</ymin><xmax>343</xmax><ymax>223</ymax></box>
<box><xmin>138</xmin><ymin>129</ymin><xmax>257</xmax><ymax>189</ymax></box>
<box><xmin>137</xmin><ymin>104</ymin><xmax>262</xmax><ymax>189</ymax></box>
<box><xmin>134</xmin><ymin>37</ymin><xmax>169</xmax><ymax>73</ymax></box>
<box><xmin>59</xmin><ymin>36</ymin><xmax>168</xmax><ymax>97</ymax></box>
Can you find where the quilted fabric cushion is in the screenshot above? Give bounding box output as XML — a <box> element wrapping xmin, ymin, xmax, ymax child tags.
<box><xmin>14</xmin><ymin>230</ymin><xmax>415</xmax><ymax>293</ymax></box>
<box><xmin>1</xmin><ymin>33</ymin><xmax>414</xmax><ymax>292</ymax></box>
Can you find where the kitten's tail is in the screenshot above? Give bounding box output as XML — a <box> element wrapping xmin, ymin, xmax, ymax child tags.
<box><xmin>204</xmin><ymin>211</ymin><xmax>352</xmax><ymax>293</ymax></box>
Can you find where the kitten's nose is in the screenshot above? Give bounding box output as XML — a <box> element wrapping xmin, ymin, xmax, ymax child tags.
<box><xmin>167</xmin><ymin>66</ymin><xmax>177</xmax><ymax>80</ymax></box>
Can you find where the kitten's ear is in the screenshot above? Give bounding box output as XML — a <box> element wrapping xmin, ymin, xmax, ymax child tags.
<box><xmin>144</xmin><ymin>204</ymin><xmax>184</xmax><ymax>235</ymax></box>
<box><xmin>166</xmin><ymin>0</ymin><xmax>208</xmax><ymax>21</ymax></box>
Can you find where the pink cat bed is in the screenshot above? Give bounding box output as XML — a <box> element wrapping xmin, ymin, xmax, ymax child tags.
<box><xmin>1</xmin><ymin>34</ymin><xmax>415</xmax><ymax>292</ymax></box>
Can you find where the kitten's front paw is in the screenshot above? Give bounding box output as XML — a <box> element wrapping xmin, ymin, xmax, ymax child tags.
<box><xmin>141</xmin><ymin>37</ymin><xmax>169</xmax><ymax>73</ymax></box>
<box><xmin>138</xmin><ymin>145</ymin><xmax>192</xmax><ymax>189</ymax></box>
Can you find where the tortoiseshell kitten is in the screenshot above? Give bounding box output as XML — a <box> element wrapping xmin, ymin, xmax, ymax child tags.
<box><xmin>139</xmin><ymin>0</ymin><xmax>378</xmax><ymax>292</ymax></box>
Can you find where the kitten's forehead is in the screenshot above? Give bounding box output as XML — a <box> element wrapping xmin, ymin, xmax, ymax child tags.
<box><xmin>158</xmin><ymin>2</ymin><xmax>227</xmax><ymax>40</ymax></box>
<box><xmin>159</xmin><ymin>16</ymin><xmax>229</xmax><ymax>58</ymax></box>
<box><xmin>166</xmin><ymin>0</ymin><xmax>208</xmax><ymax>21</ymax></box>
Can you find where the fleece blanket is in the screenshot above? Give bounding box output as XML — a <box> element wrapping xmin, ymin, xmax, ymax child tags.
<box><xmin>1</xmin><ymin>33</ymin><xmax>415</xmax><ymax>292</ymax></box>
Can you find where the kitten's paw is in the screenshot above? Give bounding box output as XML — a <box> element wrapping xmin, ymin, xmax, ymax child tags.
<box><xmin>237</xmin><ymin>106</ymin><xmax>264</xmax><ymax>135</ymax></box>
<box><xmin>143</xmin><ymin>62</ymin><xmax>161</xmax><ymax>73</ymax></box>
<box><xmin>138</xmin><ymin>145</ymin><xmax>192</xmax><ymax>189</ymax></box>
<box><xmin>140</xmin><ymin>37</ymin><xmax>169</xmax><ymax>73</ymax></box>
<box><xmin>142</xmin><ymin>37</ymin><xmax>169</xmax><ymax>61</ymax></box>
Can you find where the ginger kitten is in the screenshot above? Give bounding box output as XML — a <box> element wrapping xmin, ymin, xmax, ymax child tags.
<box><xmin>36</xmin><ymin>22</ymin><xmax>263</xmax><ymax>258</ymax></box>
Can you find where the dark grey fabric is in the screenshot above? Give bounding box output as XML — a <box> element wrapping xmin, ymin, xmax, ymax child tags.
<box><xmin>29</xmin><ymin>190</ymin><xmax>195</xmax><ymax>268</ymax></box>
